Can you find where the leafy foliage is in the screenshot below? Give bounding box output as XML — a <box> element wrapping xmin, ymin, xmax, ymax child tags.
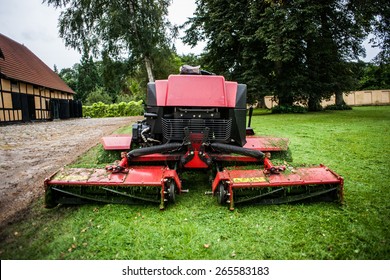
<box><xmin>76</xmin><ymin>51</ymin><xmax>102</xmax><ymax>103</ymax></box>
<box><xmin>357</xmin><ymin>63</ymin><xmax>390</xmax><ymax>90</ymax></box>
<box><xmin>45</xmin><ymin>0</ymin><xmax>176</xmax><ymax>82</ymax></box>
<box><xmin>183</xmin><ymin>0</ymin><xmax>378</xmax><ymax>110</ymax></box>
<box><xmin>58</xmin><ymin>53</ymin><xmax>190</xmax><ymax>105</ymax></box>
<box><xmin>348</xmin><ymin>0</ymin><xmax>390</xmax><ymax>63</ymax></box>
<box><xmin>324</xmin><ymin>104</ymin><xmax>353</xmax><ymax>111</ymax></box>
<box><xmin>83</xmin><ymin>101</ymin><xmax>143</xmax><ymax>118</ymax></box>
<box><xmin>271</xmin><ymin>105</ymin><xmax>308</xmax><ymax>114</ymax></box>
<box><xmin>85</xmin><ymin>87</ymin><xmax>113</xmax><ymax>105</ymax></box>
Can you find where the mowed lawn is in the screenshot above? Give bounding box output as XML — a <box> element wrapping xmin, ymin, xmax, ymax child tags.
<box><xmin>0</xmin><ymin>106</ymin><xmax>389</xmax><ymax>260</ymax></box>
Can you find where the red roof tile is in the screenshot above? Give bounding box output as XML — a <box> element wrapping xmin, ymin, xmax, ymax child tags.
<box><xmin>0</xmin><ymin>33</ymin><xmax>75</xmax><ymax>94</ymax></box>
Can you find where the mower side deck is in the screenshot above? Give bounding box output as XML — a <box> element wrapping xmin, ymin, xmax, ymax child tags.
<box><xmin>44</xmin><ymin>166</ymin><xmax>181</xmax><ymax>209</ymax></box>
<box><xmin>212</xmin><ymin>165</ymin><xmax>344</xmax><ymax>210</ymax></box>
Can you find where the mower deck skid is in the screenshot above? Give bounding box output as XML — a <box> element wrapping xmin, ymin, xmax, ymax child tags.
<box><xmin>44</xmin><ymin>166</ymin><xmax>181</xmax><ymax>210</ymax></box>
<box><xmin>212</xmin><ymin>165</ymin><xmax>344</xmax><ymax>210</ymax></box>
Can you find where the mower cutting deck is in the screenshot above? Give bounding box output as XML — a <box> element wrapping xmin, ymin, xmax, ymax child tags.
<box><xmin>45</xmin><ymin>166</ymin><xmax>181</xmax><ymax>210</ymax></box>
<box><xmin>45</xmin><ymin>69</ymin><xmax>344</xmax><ymax>210</ymax></box>
<box><xmin>212</xmin><ymin>165</ymin><xmax>343</xmax><ymax>210</ymax></box>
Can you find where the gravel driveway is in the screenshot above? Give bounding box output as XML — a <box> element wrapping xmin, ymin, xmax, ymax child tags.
<box><xmin>0</xmin><ymin>117</ymin><xmax>140</xmax><ymax>228</ymax></box>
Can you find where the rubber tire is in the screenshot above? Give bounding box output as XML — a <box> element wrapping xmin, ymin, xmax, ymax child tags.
<box><xmin>217</xmin><ymin>183</ymin><xmax>228</xmax><ymax>205</ymax></box>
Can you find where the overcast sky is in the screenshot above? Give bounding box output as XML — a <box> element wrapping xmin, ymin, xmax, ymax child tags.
<box><xmin>0</xmin><ymin>0</ymin><xmax>379</xmax><ymax>71</ymax></box>
<box><xmin>0</xmin><ymin>0</ymin><xmax>205</xmax><ymax>70</ymax></box>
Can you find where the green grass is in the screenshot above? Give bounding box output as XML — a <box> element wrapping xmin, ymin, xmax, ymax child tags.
<box><xmin>1</xmin><ymin>106</ymin><xmax>389</xmax><ymax>260</ymax></box>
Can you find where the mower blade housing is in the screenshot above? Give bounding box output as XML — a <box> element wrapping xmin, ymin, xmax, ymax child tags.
<box><xmin>44</xmin><ymin>166</ymin><xmax>181</xmax><ymax>210</ymax></box>
<box><xmin>212</xmin><ymin>164</ymin><xmax>344</xmax><ymax>210</ymax></box>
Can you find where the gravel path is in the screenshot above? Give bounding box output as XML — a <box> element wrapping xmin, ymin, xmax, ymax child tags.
<box><xmin>0</xmin><ymin>117</ymin><xmax>140</xmax><ymax>228</ymax></box>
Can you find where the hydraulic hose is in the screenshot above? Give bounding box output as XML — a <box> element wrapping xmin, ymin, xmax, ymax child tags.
<box><xmin>210</xmin><ymin>142</ymin><xmax>265</xmax><ymax>159</ymax></box>
<box><xmin>127</xmin><ymin>142</ymin><xmax>183</xmax><ymax>158</ymax></box>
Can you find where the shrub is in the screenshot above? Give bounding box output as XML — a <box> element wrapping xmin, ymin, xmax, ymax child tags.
<box><xmin>83</xmin><ymin>100</ymin><xmax>143</xmax><ymax>118</ymax></box>
<box><xmin>271</xmin><ymin>105</ymin><xmax>308</xmax><ymax>114</ymax></box>
<box><xmin>85</xmin><ymin>87</ymin><xmax>113</xmax><ymax>105</ymax></box>
<box><xmin>325</xmin><ymin>104</ymin><xmax>353</xmax><ymax>110</ymax></box>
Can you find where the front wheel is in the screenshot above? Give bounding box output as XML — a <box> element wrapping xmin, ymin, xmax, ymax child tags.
<box><xmin>167</xmin><ymin>180</ymin><xmax>176</xmax><ymax>204</ymax></box>
<box><xmin>216</xmin><ymin>183</ymin><xmax>228</xmax><ymax>205</ymax></box>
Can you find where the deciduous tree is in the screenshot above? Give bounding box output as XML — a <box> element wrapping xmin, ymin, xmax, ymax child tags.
<box><xmin>45</xmin><ymin>0</ymin><xmax>174</xmax><ymax>82</ymax></box>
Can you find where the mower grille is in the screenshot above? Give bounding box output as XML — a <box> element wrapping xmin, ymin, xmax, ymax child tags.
<box><xmin>162</xmin><ymin>118</ymin><xmax>232</xmax><ymax>141</ymax></box>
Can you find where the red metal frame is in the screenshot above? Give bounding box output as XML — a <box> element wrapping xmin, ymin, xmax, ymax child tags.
<box><xmin>211</xmin><ymin>165</ymin><xmax>344</xmax><ymax>210</ymax></box>
<box><xmin>45</xmin><ymin>166</ymin><xmax>182</xmax><ymax>209</ymax></box>
<box><xmin>47</xmin><ymin>166</ymin><xmax>181</xmax><ymax>190</ymax></box>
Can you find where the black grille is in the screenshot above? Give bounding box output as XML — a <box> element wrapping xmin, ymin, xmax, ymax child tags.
<box><xmin>162</xmin><ymin>118</ymin><xmax>232</xmax><ymax>141</ymax></box>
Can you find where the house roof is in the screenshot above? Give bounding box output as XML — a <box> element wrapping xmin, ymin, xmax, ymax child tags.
<box><xmin>0</xmin><ymin>33</ymin><xmax>75</xmax><ymax>94</ymax></box>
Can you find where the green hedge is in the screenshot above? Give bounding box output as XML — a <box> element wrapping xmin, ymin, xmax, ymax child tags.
<box><xmin>271</xmin><ymin>105</ymin><xmax>308</xmax><ymax>113</ymax></box>
<box><xmin>83</xmin><ymin>101</ymin><xmax>143</xmax><ymax>118</ymax></box>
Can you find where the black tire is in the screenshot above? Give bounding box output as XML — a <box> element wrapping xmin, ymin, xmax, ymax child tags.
<box><xmin>216</xmin><ymin>183</ymin><xmax>228</xmax><ymax>205</ymax></box>
<box><xmin>168</xmin><ymin>180</ymin><xmax>176</xmax><ymax>204</ymax></box>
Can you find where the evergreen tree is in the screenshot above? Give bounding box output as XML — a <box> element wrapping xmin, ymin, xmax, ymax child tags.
<box><xmin>76</xmin><ymin>51</ymin><xmax>102</xmax><ymax>103</ymax></box>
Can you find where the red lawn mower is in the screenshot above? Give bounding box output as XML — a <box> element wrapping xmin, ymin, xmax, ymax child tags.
<box><xmin>45</xmin><ymin>67</ymin><xmax>343</xmax><ymax>210</ymax></box>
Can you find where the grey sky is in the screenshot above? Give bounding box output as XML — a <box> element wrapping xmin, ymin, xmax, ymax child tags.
<box><xmin>0</xmin><ymin>0</ymin><xmax>204</xmax><ymax>70</ymax></box>
<box><xmin>0</xmin><ymin>0</ymin><xmax>379</xmax><ymax>71</ymax></box>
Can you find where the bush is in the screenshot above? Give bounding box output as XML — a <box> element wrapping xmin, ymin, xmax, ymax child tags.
<box><xmin>83</xmin><ymin>100</ymin><xmax>143</xmax><ymax>118</ymax></box>
<box><xmin>325</xmin><ymin>104</ymin><xmax>353</xmax><ymax>110</ymax></box>
<box><xmin>85</xmin><ymin>87</ymin><xmax>113</xmax><ymax>105</ymax></box>
<box><xmin>271</xmin><ymin>105</ymin><xmax>308</xmax><ymax>114</ymax></box>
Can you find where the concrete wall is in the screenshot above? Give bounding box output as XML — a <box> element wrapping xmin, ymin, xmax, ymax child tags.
<box><xmin>264</xmin><ymin>90</ymin><xmax>390</xmax><ymax>109</ymax></box>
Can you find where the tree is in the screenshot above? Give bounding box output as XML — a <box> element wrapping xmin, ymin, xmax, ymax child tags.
<box><xmin>348</xmin><ymin>0</ymin><xmax>390</xmax><ymax>63</ymax></box>
<box><xmin>58</xmin><ymin>65</ymin><xmax>78</xmax><ymax>93</ymax></box>
<box><xmin>253</xmin><ymin>0</ymin><xmax>365</xmax><ymax>110</ymax></box>
<box><xmin>183</xmin><ymin>0</ymin><xmax>271</xmax><ymax>104</ymax></box>
<box><xmin>100</xmin><ymin>51</ymin><xmax>135</xmax><ymax>102</ymax></box>
<box><xmin>184</xmin><ymin>0</ymin><xmax>368</xmax><ymax>110</ymax></box>
<box><xmin>85</xmin><ymin>87</ymin><xmax>113</xmax><ymax>105</ymax></box>
<box><xmin>76</xmin><ymin>50</ymin><xmax>102</xmax><ymax>103</ymax></box>
<box><xmin>357</xmin><ymin>62</ymin><xmax>390</xmax><ymax>89</ymax></box>
<box><xmin>179</xmin><ymin>53</ymin><xmax>202</xmax><ymax>67</ymax></box>
<box><xmin>44</xmin><ymin>0</ymin><xmax>175</xmax><ymax>82</ymax></box>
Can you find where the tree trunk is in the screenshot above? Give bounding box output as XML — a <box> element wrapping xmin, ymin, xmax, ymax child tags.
<box><xmin>274</xmin><ymin>60</ymin><xmax>293</xmax><ymax>106</ymax></box>
<box><xmin>128</xmin><ymin>0</ymin><xmax>155</xmax><ymax>83</ymax></box>
<box><xmin>256</xmin><ymin>98</ymin><xmax>265</xmax><ymax>108</ymax></box>
<box><xmin>308</xmin><ymin>97</ymin><xmax>322</xmax><ymax>111</ymax></box>
<box><xmin>335</xmin><ymin>90</ymin><xmax>346</xmax><ymax>106</ymax></box>
<box><xmin>277</xmin><ymin>94</ymin><xmax>293</xmax><ymax>107</ymax></box>
<box><xmin>144</xmin><ymin>57</ymin><xmax>154</xmax><ymax>82</ymax></box>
